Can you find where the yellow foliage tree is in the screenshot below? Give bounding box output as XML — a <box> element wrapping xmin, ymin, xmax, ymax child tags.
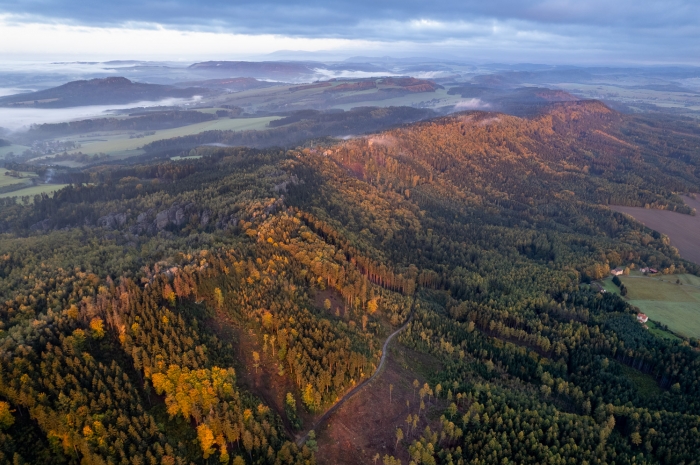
<box><xmin>197</xmin><ymin>424</ymin><xmax>215</xmax><ymax>458</ymax></box>
<box><xmin>89</xmin><ymin>317</ymin><xmax>105</xmax><ymax>339</ymax></box>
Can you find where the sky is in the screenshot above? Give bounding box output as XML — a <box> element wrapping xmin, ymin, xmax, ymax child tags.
<box><xmin>0</xmin><ymin>0</ymin><xmax>699</xmax><ymax>64</ymax></box>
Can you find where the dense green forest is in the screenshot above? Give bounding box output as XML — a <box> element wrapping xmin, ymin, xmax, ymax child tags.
<box><xmin>1</xmin><ymin>101</ymin><xmax>700</xmax><ymax>464</ymax></box>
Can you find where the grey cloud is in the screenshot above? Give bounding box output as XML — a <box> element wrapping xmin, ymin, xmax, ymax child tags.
<box><xmin>2</xmin><ymin>1</ymin><xmax>699</xmax><ymax>36</ymax></box>
<box><xmin>1</xmin><ymin>0</ymin><xmax>699</xmax><ymax>64</ymax></box>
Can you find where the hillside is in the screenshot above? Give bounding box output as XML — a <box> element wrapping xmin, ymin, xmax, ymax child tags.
<box><xmin>186</xmin><ymin>61</ymin><xmax>395</xmax><ymax>82</ymax></box>
<box><xmin>0</xmin><ymin>77</ymin><xmax>210</xmax><ymax>108</ymax></box>
<box><xmin>173</xmin><ymin>77</ymin><xmax>278</xmax><ymax>92</ymax></box>
<box><xmin>2</xmin><ymin>102</ymin><xmax>700</xmax><ymax>464</ymax></box>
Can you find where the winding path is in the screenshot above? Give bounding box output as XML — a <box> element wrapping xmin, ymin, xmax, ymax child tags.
<box><xmin>295</xmin><ymin>299</ymin><xmax>415</xmax><ymax>446</ymax></box>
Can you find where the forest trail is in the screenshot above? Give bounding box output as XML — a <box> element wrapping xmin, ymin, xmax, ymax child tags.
<box><xmin>295</xmin><ymin>298</ymin><xmax>416</xmax><ymax>446</ymax></box>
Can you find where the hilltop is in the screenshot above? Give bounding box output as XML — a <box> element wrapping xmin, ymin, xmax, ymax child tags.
<box><xmin>0</xmin><ymin>77</ymin><xmax>210</xmax><ymax>108</ymax></box>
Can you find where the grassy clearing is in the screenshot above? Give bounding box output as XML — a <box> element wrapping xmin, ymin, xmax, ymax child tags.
<box><xmin>619</xmin><ymin>274</ymin><xmax>700</xmax><ymax>338</ymax></box>
<box><xmin>0</xmin><ymin>171</ymin><xmax>36</xmax><ymax>188</ymax></box>
<box><xmin>332</xmin><ymin>88</ymin><xmax>463</xmax><ymax>111</ymax></box>
<box><xmin>556</xmin><ymin>82</ymin><xmax>700</xmax><ymax>114</ymax></box>
<box><xmin>63</xmin><ymin>116</ymin><xmax>281</xmax><ymax>156</ymax></box>
<box><xmin>622</xmin><ymin>275</ymin><xmax>699</xmax><ymax>302</ymax></box>
<box><xmin>0</xmin><ymin>144</ymin><xmax>29</xmax><ymax>158</ymax></box>
<box><xmin>617</xmin><ymin>362</ymin><xmax>663</xmax><ymax>398</ymax></box>
<box><xmin>600</xmin><ymin>277</ymin><xmax>621</xmax><ymax>294</ymax></box>
<box><xmin>646</xmin><ymin>320</ymin><xmax>683</xmax><ymax>342</ymax></box>
<box><xmin>0</xmin><ymin>184</ymin><xmax>69</xmax><ymax>200</ymax></box>
<box><xmin>627</xmin><ymin>301</ymin><xmax>700</xmax><ymax>339</ymax></box>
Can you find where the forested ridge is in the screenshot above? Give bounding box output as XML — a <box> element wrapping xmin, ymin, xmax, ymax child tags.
<box><xmin>2</xmin><ymin>101</ymin><xmax>700</xmax><ymax>464</ymax></box>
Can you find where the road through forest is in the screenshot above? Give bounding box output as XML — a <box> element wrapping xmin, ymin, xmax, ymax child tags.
<box><xmin>295</xmin><ymin>298</ymin><xmax>416</xmax><ymax>446</ymax></box>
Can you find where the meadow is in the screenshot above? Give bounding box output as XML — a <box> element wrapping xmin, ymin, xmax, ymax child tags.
<box><xmin>0</xmin><ymin>144</ymin><xmax>29</xmax><ymax>158</ymax></box>
<box><xmin>619</xmin><ymin>273</ymin><xmax>700</xmax><ymax>339</ymax></box>
<box><xmin>0</xmin><ymin>183</ymin><xmax>69</xmax><ymax>200</ymax></box>
<box><xmin>555</xmin><ymin>82</ymin><xmax>700</xmax><ymax>115</ymax></box>
<box><xmin>54</xmin><ymin>115</ymin><xmax>281</xmax><ymax>158</ymax></box>
<box><xmin>0</xmin><ymin>171</ymin><xmax>36</xmax><ymax>188</ymax></box>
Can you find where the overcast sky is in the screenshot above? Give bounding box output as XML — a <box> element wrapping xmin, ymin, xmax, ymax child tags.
<box><xmin>0</xmin><ymin>0</ymin><xmax>699</xmax><ymax>64</ymax></box>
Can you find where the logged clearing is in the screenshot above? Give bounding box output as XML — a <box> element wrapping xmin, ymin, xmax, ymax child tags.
<box><xmin>315</xmin><ymin>344</ymin><xmax>444</xmax><ymax>465</ymax></box>
<box><xmin>620</xmin><ymin>274</ymin><xmax>700</xmax><ymax>338</ymax></box>
<box><xmin>611</xmin><ymin>195</ymin><xmax>700</xmax><ymax>265</ymax></box>
<box><xmin>617</xmin><ymin>363</ymin><xmax>664</xmax><ymax>398</ymax></box>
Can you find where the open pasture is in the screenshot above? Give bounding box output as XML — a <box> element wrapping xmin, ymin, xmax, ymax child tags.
<box><xmin>0</xmin><ymin>171</ymin><xmax>36</xmax><ymax>188</ymax></box>
<box><xmin>0</xmin><ymin>144</ymin><xmax>29</xmax><ymax>158</ymax></box>
<box><xmin>61</xmin><ymin>115</ymin><xmax>281</xmax><ymax>157</ymax></box>
<box><xmin>620</xmin><ymin>273</ymin><xmax>700</xmax><ymax>339</ymax></box>
<box><xmin>0</xmin><ymin>183</ymin><xmax>69</xmax><ymax>200</ymax></box>
<box><xmin>555</xmin><ymin>82</ymin><xmax>700</xmax><ymax>115</ymax></box>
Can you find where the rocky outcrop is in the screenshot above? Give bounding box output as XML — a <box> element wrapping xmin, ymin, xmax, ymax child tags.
<box><xmin>96</xmin><ymin>212</ymin><xmax>127</xmax><ymax>229</ymax></box>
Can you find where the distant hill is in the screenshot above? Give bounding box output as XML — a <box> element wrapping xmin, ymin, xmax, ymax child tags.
<box><xmin>187</xmin><ymin>60</ymin><xmax>399</xmax><ymax>81</ymax></box>
<box><xmin>448</xmin><ymin>85</ymin><xmax>580</xmax><ymax>116</ymax></box>
<box><xmin>0</xmin><ymin>77</ymin><xmax>211</xmax><ymax>108</ymax></box>
<box><xmin>189</xmin><ymin>61</ymin><xmax>318</xmax><ymax>81</ymax></box>
<box><xmin>173</xmin><ymin>77</ymin><xmax>278</xmax><ymax>92</ymax></box>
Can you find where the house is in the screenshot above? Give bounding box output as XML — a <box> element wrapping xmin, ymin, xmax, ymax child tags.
<box><xmin>611</xmin><ymin>267</ymin><xmax>625</xmax><ymax>276</ymax></box>
<box><xmin>640</xmin><ymin>267</ymin><xmax>649</xmax><ymax>273</ymax></box>
<box><xmin>640</xmin><ymin>267</ymin><xmax>658</xmax><ymax>274</ymax></box>
<box><xmin>649</xmin><ymin>268</ymin><xmax>658</xmax><ymax>274</ymax></box>
<box><xmin>637</xmin><ymin>313</ymin><xmax>649</xmax><ymax>324</ymax></box>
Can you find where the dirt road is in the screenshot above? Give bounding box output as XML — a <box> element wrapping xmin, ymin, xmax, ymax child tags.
<box><xmin>295</xmin><ymin>299</ymin><xmax>415</xmax><ymax>446</ymax></box>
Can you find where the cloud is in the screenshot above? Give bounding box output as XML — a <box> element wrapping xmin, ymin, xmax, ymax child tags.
<box><xmin>0</xmin><ymin>1</ymin><xmax>698</xmax><ymax>63</ymax></box>
<box><xmin>454</xmin><ymin>99</ymin><xmax>491</xmax><ymax>110</ymax></box>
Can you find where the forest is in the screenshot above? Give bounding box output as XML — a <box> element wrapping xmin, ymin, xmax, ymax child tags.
<box><xmin>1</xmin><ymin>100</ymin><xmax>700</xmax><ymax>464</ymax></box>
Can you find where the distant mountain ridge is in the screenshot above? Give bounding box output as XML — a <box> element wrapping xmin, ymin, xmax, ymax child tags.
<box><xmin>173</xmin><ymin>77</ymin><xmax>278</xmax><ymax>92</ymax></box>
<box><xmin>187</xmin><ymin>60</ymin><xmax>396</xmax><ymax>81</ymax></box>
<box><xmin>0</xmin><ymin>77</ymin><xmax>210</xmax><ymax>108</ymax></box>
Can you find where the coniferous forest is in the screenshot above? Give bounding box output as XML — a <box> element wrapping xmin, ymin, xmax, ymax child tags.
<box><xmin>2</xmin><ymin>101</ymin><xmax>700</xmax><ymax>464</ymax></box>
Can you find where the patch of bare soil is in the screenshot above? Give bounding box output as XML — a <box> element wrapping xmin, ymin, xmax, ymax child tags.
<box><xmin>611</xmin><ymin>195</ymin><xmax>700</xmax><ymax>266</ymax></box>
<box><xmin>313</xmin><ymin>288</ymin><xmax>348</xmax><ymax>318</ymax></box>
<box><xmin>233</xmin><ymin>326</ymin><xmax>317</xmax><ymax>439</ymax></box>
<box><xmin>315</xmin><ymin>344</ymin><xmax>447</xmax><ymax>465</ymax></box>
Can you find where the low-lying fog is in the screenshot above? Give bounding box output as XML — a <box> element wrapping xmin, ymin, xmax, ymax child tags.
<box><xmin>0</xmin><ymin>88</ymin><xmax>34</xmax><ymax>97</ymax></box>
<box><xmin>0</xmin><ymin>97</ymin><xmax>201</xmax><ymax>132</ymax></box>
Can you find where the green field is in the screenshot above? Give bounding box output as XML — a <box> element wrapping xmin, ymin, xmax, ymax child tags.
<box><xmin>600</xmin><ymin>277</ymin><xmax>621</xmax><ymax>294</ymax></box>
<box><xmin>646</xmin><ymin>320</ymin><xmax>683</xmax><ymax>342</ymax></box>
<box><xmin>0</xmin><ymin>171</ymin><xmax>36</xmax><ymax>188</ymax></box>
<box><xmin>0</xmin><ymin>183</ymin><xmax>69</xmax><ymax>200</ymax></box>
<box><xmin>52</xmin><ymin>116</ymin><xmax>281</xmax><ymax>158</ymax></box>
<box><xmin>556</xmin><ymin>82</ymin><xmax>700</xmax><ymax>114</ymax></box>
<box><xmin>332</xmin><ymin>87</ymin><xmax>464</xmax><ymax>111</ymax></box>
<box><xmin>619</xmin><ymin>274</ymin><xmax>700</xmax><ymax>339</ymax></box>
<box><xmin>0</xmin><ymin>144</ymin><xmax>29</xmax><ymax>158</ymax></box>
